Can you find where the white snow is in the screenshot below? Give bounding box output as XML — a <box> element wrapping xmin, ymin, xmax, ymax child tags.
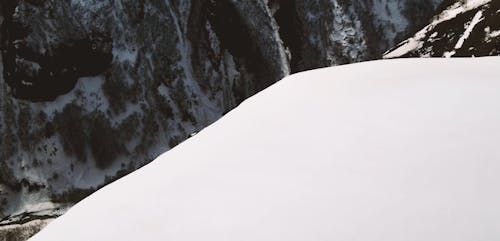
<box><xmin>383</xmin><ymin>37</ymin><xmax>424</xmax><ymax>58</ymax></box>
<box><xmin>31</xmin><ymin>57</ymin><xmax>500</xmax><ymax>241</ymax></box>
<box><xmin>490</xmin><ymin>30</ymin><xmax>500</xmax><ymax>38</ymax></box>
<box><xmin>112</xmin><ymin>48</ymin><xmax>138</xmax><ymax>64</ymax></box>
<box><xmin>449</xmin><ymin>10</ymin><xmax>484</xmax><ymax>57</ymax></box>
<box><xmin>485</xmin><ymin>27</ymin><xmax>500</xmax><ymax>39</ymax></box>
<box><xmin>443</xmin><ymin>50</ymin><xmax>457</xmax><ymax>58</ymax></box>
<box><xmin>37</xmin><ymin>75</ymin><xmax>109</xmax><ymax>117</ymax></box>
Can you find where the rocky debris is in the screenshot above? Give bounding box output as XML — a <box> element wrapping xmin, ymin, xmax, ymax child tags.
<box><xmin>0</xmin><ymin>219</ymin><xmax>52</xmax><ymax>241</ymax></box>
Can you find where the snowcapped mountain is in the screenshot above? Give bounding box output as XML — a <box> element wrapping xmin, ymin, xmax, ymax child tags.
<box><xmin>0</xmin><ymin>0</ymin><xmax>444</xmax><ymax>227</ymax></box>
<box><xmin>384</xmin><ymin>0</ymin><xmax>500</xmax><ymax>58</ymax></box>
<box><xmin>31</xmin><ymin>57</ymin><xmax>500</xmax><ymax>241</ymax></box>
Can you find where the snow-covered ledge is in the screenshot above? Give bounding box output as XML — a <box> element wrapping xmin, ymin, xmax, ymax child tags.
<box><xmin>32</xmin><ymin>57</ymin><xmax>500</xmax><ymax>241</ymax></box>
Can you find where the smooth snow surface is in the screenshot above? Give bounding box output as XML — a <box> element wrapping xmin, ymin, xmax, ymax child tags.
<box><xmin>31</xmin><ymin>58</ymin><xmax>500</xmax><ymax>241</ymax></box>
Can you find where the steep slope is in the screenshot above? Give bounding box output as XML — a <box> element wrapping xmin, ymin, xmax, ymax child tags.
<box><xmin>31</xmin><ymin>57</ymin><xmax>500</xmax><ymax>241</ymax></box>
<box><xmin>0</xmin><ymin>0</ymin><xmax>443</xmax><ymax>223</ymax></box>
<box><xmin>384</xmin><ymin>0</ymin><xmax>500</xmax><ymax>58</ymax></box>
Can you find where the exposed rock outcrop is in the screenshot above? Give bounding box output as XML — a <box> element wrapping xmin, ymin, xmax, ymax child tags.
<box><xmin>384</xmin><ymin>0</ymin><xmax>499</xmax><ymax>58</ymax></box>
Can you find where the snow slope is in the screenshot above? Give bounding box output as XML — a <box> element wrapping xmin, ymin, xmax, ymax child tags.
<box><xmin>0</xmin><ymin>1</ymin><xmax>443</xmax><ymax>221</ymax></box>
<box><xmin>31</xmin><ymin>58</ymin><xmax>500</xmax><ymax>241</ymax></box>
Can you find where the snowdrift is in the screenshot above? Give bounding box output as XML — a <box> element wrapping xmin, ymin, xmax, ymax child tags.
<box><xmin>31</xmin><ymin>58</ymin><xmax>500</xmax><ymax>241</ymax></box>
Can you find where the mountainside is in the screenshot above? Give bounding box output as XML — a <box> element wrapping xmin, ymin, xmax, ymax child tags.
<box><xmin>384</xmin><ymin>0</ymin><xmax>500</xmax><ymax>58</ymax></box>
<box><xmin>31</xmin><ymin>57</ymin><xmax>500</xmax><ymax>241</ymax></box>
<box><xmin>0</xmin><ymin>0</ymin><xmax>443</xmax><ymax>224</ymax></box>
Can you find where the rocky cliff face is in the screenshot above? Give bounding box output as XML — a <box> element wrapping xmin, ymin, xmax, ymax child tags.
<box><xmin>384</xmin><ymin>0</ymin><xmax>499</xmax><ymax>58</ymax></box>
<box><xmin>0</xmin><ymin>0</ymin><xmax>442</xmax><ymax>224</ymax></box>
